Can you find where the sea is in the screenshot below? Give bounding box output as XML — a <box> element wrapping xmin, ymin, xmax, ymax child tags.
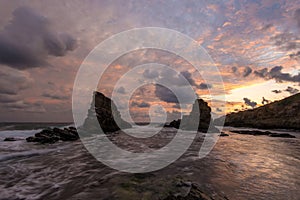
<box><xmin>0</xmin><ymin>123</ymin><xmax>299</xmax><ymax>200</ymax></box>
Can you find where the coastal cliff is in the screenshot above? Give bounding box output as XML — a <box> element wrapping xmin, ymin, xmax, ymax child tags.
<box><xmin>216</xmin><ymin>93</ymin><xmax>300</xmax><ymax>130</ymax></box>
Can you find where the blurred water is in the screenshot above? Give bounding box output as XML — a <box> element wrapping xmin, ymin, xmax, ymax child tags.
<box><xmin>0</xmin><ymin>126</ymin><xmax>299</xmax><ymax>200</ymax></box>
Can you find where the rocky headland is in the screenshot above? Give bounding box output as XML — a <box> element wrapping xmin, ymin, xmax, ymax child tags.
<box><xmin>215</xmin><ymin>93</ymin><xmax>300</xmax><ymax>130</ymax></box>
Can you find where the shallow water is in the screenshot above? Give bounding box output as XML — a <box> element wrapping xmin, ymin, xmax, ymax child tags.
<box><xmin>0</xmin><ymin>126</ymin><xmax>299</xmax><ymax>200</ymax></box>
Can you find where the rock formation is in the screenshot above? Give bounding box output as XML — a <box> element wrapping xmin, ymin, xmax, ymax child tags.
<box><xmin>26</xmin><ymin>127</ymin><xmax>79</xmax><ymax>144</ymax></box>
<box><xmin>26</xmin><ymin>92</ymin><xmax>132</xmax><ymax>144</ymax></box>
<box><xmin>82</xmin><ymin>91</ymin><xmax>132</xmax><ymax>133</ymax></box>
<box><xmin>215</xmin><ymin>93</ymin><xmax>300</xmax><ymax>130</ymax></box>
<box><xmin>165</xmin><ymin>99</ymin><xmax>219</xmax><ymax>133</ymax></box>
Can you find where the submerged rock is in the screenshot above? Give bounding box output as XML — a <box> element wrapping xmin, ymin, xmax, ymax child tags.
<box><xmin>230</xmin><ymin>130</ymin><xmax>296</xmax><ymax>138</ymax></box>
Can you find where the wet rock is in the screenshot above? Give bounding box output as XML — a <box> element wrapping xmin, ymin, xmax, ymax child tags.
<box><xmin>230</xmin><ymin>130</ymin><xmax>296</xmax><ymax>138</ymax></box>
<box><xmin>220</xmin><ymin>132</ymin><xmax>229</xmax><ymax>137</ymax></box>
<box><xmin>230</xmin><ymin>130</ymin><xmax>270</xmax><ymax>136</ymax></box>
<box><xmin>3</xmin><ymin>137</ymin><xmax>17</xmax><ymax>141</ymax></box>
<box><xmin>269</xmin><ymin>133</ymin><xmax>296</xmax><ymax>138</ymax></box>
<box><xmin>165</xmin><ymin>99</ymin><xmax>219</xmax><ymax>133</ymax></box>
<box><xmin>26</xmin><ymin>127</ymin><xmax>79</xmax><ymax>144</ymax></box>
<box><xmin>82</xmin><ymin>91</ymin><xmax>132</xmax><ymax>133</ymax></box>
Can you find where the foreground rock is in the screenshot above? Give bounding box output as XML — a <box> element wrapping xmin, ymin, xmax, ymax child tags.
<box><xmin>26</xmin><ymin>127</ymin><xmax>79</xmax><ymax>144</ymax></box>
<box><xmin>3</xmin><ymin>137</ymin><xmax>17</xmax><ymax>141</ymax></box>
<box><xmin>165</xmin><ymin>99</ymin><xmax>219</xmax><ymax>133</ymax></box>
<box><xmin>82</xmin><ymin>91</ymin><xmax>132</xmax><ymax>133</ymax></box>
<box><xmin>230</xmin><ymin>130</ymin><xmax>296</xmax><ymax>138</ymax></box>
<box><xmin>215</xmin><ymin>93</ymin><xmax>300</xmax><ymax>130</ymax></box>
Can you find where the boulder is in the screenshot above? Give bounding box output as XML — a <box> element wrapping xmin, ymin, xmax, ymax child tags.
<box><xmin>4</xmin><ymin>137</ymin><xmax>17</xmax><ymax>141</ymax></box>
<box><xmin>26</xmin><ymin>127</ymin><xmax>79</xmax><ymax>144</ymax></box>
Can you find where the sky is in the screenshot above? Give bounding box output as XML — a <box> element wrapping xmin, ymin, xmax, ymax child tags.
<box><xmin>0</xmin><ymin>0</ymin><xmax>300</xmax><ymax>122</ymax></box>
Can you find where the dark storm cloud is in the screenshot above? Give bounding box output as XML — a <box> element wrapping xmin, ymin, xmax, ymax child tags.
<box><xmin>254</xmin><ymin>66</ymin><xmax>300</xmax><ymax>83</ymax></box>
<box><xmin>243</xmin><ymin>98</ymin><xmax>257</xmax><ymax>108</ymax></box>
<box><xmin>0</xmin><ymin>7</ymin><xmax>77</xmax><ymax>69</ymax></box>
<box><xmin>131</xmin><ymin>101</ymin><xmax>150</xmax><ymax>108</ymax></box>
<box><xmin>284</xmin><ymin>86</ymin><xmax>299</xmax><ymax>94</ymax></box>
<box><xmin>198</xmin><ymin>83</ymin><xmax>212</xmax><ymax>90</ymax></box>
<box><xmin>294</xmin><ymin>8</ymin><xmax>300</xmax><ymax>28</ymax></box>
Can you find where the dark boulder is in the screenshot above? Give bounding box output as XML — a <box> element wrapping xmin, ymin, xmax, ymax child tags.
<box><xmin>4</xmin><ymin>137</ymin><xmax>17</xmax><ymax>141</ymax></box>
<box><xmin>26</xmin><ymin>127</ymin><xmax>79</xmax><ymax>144</ymax></box>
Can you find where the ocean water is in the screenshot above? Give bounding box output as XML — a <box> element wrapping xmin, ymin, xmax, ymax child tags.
<box><xmin>0</xmin><ymin>125</ymin><xmax>299</xmax><ymax>200</ymax></box>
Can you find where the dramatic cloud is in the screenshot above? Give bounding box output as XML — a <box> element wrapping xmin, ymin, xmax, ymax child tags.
<box><xmin>42</xmin><ymin>82</ymin><xmax>71</xmax><ymax>101</ymax></box>
<box><xmin>179</xmin><ymin>71</ymin><xmax>197</xmax><ymax>87</ymax></box>
<box><xmin>243</xmin><ymin>98</ymin><xmax>257</xmax><ymax>108</ymax></box>
<box><xmin>284</xmin><ymin>86</ymin><xmax>299</xmax><ymax>94</ymax></box>
<box><xmin>131</xmin><ymin>101</ymin><xmax>150</xmax><ymax>108</ymax></box>
<box><xmin>254</xmin><ymin>66</ymin><xmax>300</xmax><ymax>83</ymax></box>
<box><xmin>0</xmin><ymin>6</ymin><xmax>77</xmax><ymax>69</ymax></box>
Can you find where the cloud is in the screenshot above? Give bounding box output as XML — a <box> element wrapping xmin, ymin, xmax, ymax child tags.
<box><xmin>242</xmin><ymin>66</ymin><xmax>252</xmax><ymax>77</ymax></box>
<box><xmin>0</xmin><ymin>65</ymin><xmax>33</xmax><ymax>95</ymax></box>
<box><xmin>284</xmin><ymin>86</ymin><xmax>299</xmax><ymax>94</ymax></box>
<box><xmin>154</xmin><ymin>84</ymin><xmax>195</xmax><ymax>104</ymax></box>
<box><xmin>254</xmin><ymin>66</ymin><xmax>300</xmax><ymax>83</ymax></box>
<box><xmin>179</xmin><ymin>71</ymin><xmax>197</xmax><ymax>87</ymax></box>
<box><xmin>143</xmin><ymin>69</ymin><xmax>159</xmax><ymax>79</ymax></box>
<box><xmin>294</xmin><ymin>8</ymin><xmax>300</xmax><ymax>28</ymax></box>
<box><xmin>131</xmin><ymin>101</ymin><xmax>150</xmax><ymax>108</ymax></box>
<box><xmin>5</xmin><ymin>100</ymin><xmax>46</xmax><ymax>113</ymax></box>
<box><xmin>155</xmin><ymin>85</ymin><xmax>178</xmax><ymax>103</ymax></box>
<box><xmin>116</xmin><ymin>86</ymin><xmax>126</xmax><ymax>94</ymax></box>
<box><xmin>243</xmin><ymin>98</ymin><xmax>257</xmax><ymax>108</ymax></box>
<box><xmin>42</xmin><ymin>93</ymin><xmax>69</xmax><ymax>100</ymax></box>
<box><xmin>198</xmin><ymin>83</ymin><xmax>212</xmax><ymax>90</ymax></box>
<box><xmin>289</xmin><ymin>51</ymin><xmax>300</xmax><ymax>60</ymax></box>
<box><xmin>0</xmin><ymin>6</ymin><xmax>77</xmax><ymax>69</ymax></box>
<box><xmin>272</xmin><ymin>89</ymin><xmax>282</xmax><ymax>94</ymax></box>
